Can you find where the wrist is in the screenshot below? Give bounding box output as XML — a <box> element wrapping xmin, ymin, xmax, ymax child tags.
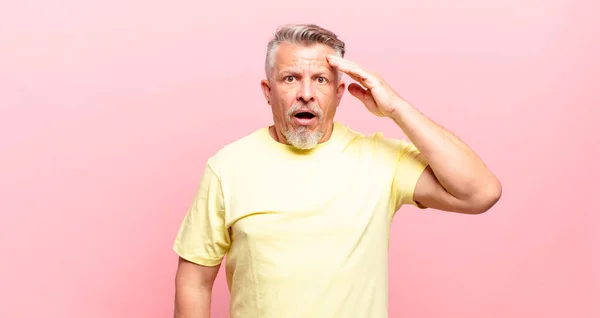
<box><xmin>388</xmin><ymin>98</ymin><xmax>413</xmax><ymax>121</ymax></box>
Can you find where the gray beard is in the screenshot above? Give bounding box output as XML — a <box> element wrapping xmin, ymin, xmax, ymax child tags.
<box><xmin>283</xmin><ymin>126</ymin><xmax>323</xmax><ymax>150</ymax></box>
<box><xmin>283</xmin><ymin>102</ymin><xmax>324</xmax><ymax>150</ymax></box>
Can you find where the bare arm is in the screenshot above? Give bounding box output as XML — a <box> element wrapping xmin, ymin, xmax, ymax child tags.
<box><xmin>174</xmin><ymin>257</ymin><xmax>220</xmax><ymax>318</ymax></box>
<box><xmin>390</xmin><ymin>101</ymin><xmax>502</xmax><ymax>214</ymax></box>
<box><xmin>325</xmin><ymin>54</ymin><xmax>502</xmax><ymax>214</ymax></box>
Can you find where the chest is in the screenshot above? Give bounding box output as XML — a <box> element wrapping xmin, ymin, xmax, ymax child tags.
<box><xmin>220</xmin><ymin>155</ymin><xmax>393</xmax><ymax>243</ymax></box>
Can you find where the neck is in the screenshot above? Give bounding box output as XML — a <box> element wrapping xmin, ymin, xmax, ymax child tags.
<box><xmin>269</xmin><ymin>125</ymin><xmax>288</xmax><ymax>144</ymax></box>
<box><xmin>268</xmin><ymin>122</ymin><xmax>335</xmax><ymax>145</ymax></box>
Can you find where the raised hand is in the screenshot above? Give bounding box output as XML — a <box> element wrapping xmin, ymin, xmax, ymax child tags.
<box><xmin>327</xmin><ymin>54</ymin><xmax>404</xmax><ymax>118</ymax></box>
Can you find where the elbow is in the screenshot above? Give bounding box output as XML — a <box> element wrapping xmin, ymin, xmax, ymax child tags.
<box><xmin>468</xmin><ymin>180</ymin><xmax>502</xmax><ymax>214</ymax></box>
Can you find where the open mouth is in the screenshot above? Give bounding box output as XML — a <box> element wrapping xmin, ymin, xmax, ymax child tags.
<box><xmin>293</xmin><ymin>112</ymin><xmax>316</xmax><ymax>120</ymax></box>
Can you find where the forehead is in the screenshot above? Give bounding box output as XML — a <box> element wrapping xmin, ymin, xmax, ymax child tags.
<box><xmin>274</xmin><ymin>42</ymin><xmax>336</xmax><ymax>73</ymax></box>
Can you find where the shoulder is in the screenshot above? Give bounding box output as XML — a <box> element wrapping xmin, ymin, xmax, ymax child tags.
<box><xmin>337</xmin><ymin>122</ymin><xmax>414</xmax><ymax>155</ymax></box>
<box><xmin>204</xmin><ymin>126</ymin><xmax>268</xmax><ymax>172</ymax></box>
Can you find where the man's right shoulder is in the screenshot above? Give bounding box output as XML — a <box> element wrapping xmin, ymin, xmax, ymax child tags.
<box><xmin>205</xmin><ymin>126</ymin><xmax>267</xmax><ymax>170</ymax></box>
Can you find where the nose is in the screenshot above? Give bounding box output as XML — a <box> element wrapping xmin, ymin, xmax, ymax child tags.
<box><xmin>297</xmin><ymin>79</ymin><xmax>315</xmax><ymax>103</ymax></box>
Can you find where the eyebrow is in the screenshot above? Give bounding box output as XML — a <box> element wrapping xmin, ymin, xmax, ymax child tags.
<box><xmin>279</xmin><ymin>68</ymin><xmax>333</xmax><ymax>76</ymax></box>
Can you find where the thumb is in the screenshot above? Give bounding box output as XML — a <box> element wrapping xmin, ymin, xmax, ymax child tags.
<box><xmin>348</xmin><ymin>83</ymin><xmax>383</xmax><ymax>117</ymax></box>
<box><xmin>348</xmin><ymin>83</ymin><xmax>367</xmax><ymax>101</ymax></box>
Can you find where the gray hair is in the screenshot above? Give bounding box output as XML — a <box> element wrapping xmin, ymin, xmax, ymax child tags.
<box><xmin>265</xmin><ymin>24</ymin><xmax>346</xmax><ymax>80</ymax></box>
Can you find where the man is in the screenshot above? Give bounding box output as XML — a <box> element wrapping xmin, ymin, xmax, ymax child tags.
<box><xmin>173</xmin><ymin>24</ymin><xmax>501</xmax><ymax>318</ymax></box>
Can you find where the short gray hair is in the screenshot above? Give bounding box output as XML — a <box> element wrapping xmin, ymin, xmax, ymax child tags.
<box><xmin>265</xmin><ymin>24</ymin><xmax>346</xmax><ymax>80</ymax></box>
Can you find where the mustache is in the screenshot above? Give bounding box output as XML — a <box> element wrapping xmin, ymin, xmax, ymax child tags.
<box><xmin>287</xmin><ymin>102</ymin><xmax>323</xmax><ymax>118</ymax></box>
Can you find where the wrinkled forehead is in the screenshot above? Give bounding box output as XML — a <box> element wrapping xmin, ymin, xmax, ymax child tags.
<box><xmin>274</xmin><ymin>43</ymin><xmax>337</xmax><ymax>75</ymax></box>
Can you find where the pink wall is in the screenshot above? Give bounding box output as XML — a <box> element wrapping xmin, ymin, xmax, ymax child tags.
<box><xmin>1</xmin><ymin>0</ymin><xmax>598</xmax><ymax>317</ymax></box>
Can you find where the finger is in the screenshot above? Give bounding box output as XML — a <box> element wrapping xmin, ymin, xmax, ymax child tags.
<box><xmin>348</xmin><ymin>83</ymin><xmax>384</xmax><ymax>117</ymax></box>
<box><xmin>327</xmin><ymin>54</ymin><xmax>357</xmax><ymax>65</ymax></box>
<box><xmin>337</xmin><ymin>64</ymin><xmax>371</xmax><ymax>87</ymax></box>
<box><xmin>348</xmin><ymin>82</ymin><xmax>367</xmax><ymax>100</ymax></box>
<box><xmin>327</xmin><ymin>56</ymin><xmax>368</xmax><ymax>80</ymax></box>
<box><xmin>327</xmin><ymin>56</ymin><xmax>377</xmax><ymax>89</ymax></box>
<box><xmin>328</xmin><ymin>56</ymin><xmax>361</xmax><ymax>71</ymax></box>
<box><xmin>327</xmin><ymin>55</ymin><xmax>366</xmax><ymax>75</ymax></box>
<box><xmin>328</xmin><ymin>58</ymin><xmax>363</xmax><ymax>77</ymax></box>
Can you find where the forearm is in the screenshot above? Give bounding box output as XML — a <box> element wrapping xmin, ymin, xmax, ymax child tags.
<box><xmin>174</xmin><ymin>285</ymin><xmax>212</xmax><ymax>318</ymax></box>
<box><xmin>390</xmin><ymin>100</ymin><xmax>500</xmax><ymax>200</ymax></box>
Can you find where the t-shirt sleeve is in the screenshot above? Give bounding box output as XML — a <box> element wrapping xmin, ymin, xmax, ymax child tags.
<box><xmin>391</xmin><ymin>140</ymin><xmax>430</xmax><ymax>211</ymax></box>
<box><xmin>173</xmin><ymin>163</ymin><xmax>230</xmax><ymax>266</ymax></box>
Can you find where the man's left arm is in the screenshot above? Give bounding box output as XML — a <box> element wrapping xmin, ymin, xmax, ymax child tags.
<box><xmin>390</xmin><ymin>101</ymin><xmax>502</xmax><ymax>214</ymax></box>
<box><xmin>327</xmin><ymin>54</ymin><xmax>502</xmax><ymax>214</ymax></box>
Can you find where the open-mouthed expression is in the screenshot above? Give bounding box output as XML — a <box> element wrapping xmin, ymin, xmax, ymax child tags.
<box><xmin>261</xmin><ymin>42</ymin><xmax>345</xmax><ymax>148</ymax></box>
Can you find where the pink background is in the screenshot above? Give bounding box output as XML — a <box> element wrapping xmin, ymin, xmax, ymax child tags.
<box><xmin>1</xmin><ymin>0</ymin><xmax>598</xmax><ymax>317</ymax></box>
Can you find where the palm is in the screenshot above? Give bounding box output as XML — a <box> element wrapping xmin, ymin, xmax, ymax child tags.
<box><xmin>327</xmin><ymin>55</ymin><xmax>398</xmax><ymax>117</ymax></box>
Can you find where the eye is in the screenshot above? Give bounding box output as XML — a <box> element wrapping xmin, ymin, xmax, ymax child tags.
<box><xmin>284</xmin><ymin>76</ymin><xmax>296</xmax><ymax>83</ymax></box>
<box><xmin>317</xmin><ymin>77</ymin><xmax>327</xmax><ymax>84</ymax></box>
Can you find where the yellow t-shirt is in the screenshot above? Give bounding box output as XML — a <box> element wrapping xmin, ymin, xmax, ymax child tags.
<box><xmin>173</xmin><ymin>122</ymin><xmax>429</xmax><ymax>318</ymax></box>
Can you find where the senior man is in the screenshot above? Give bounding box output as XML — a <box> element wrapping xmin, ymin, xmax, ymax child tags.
<box><xmin>173</xmin><ymin>23</ymin><xmax>502</xmax><ymax>318</ymax></box>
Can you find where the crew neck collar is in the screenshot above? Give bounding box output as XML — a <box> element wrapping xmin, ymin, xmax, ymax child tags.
<box><xmin>261</xmin><ymin>122</ymin><xmax>345</xmax><ymax>155</ymax></box>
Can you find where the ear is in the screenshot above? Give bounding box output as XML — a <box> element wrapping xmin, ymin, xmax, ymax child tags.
<box><xmin>260</xmin><ymin>79</ymin><xmax>271</xmax><ymax>104</ymax></box>
<box><xmin>335</xmin><ymin>80</ymin><xmax>346</xmax><ymax>105</ymax></box>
